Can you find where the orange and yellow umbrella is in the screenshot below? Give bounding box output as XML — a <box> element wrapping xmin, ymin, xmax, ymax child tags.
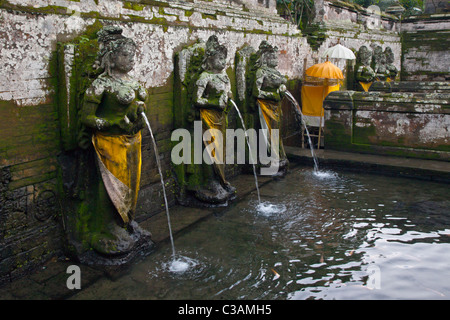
<box><xmin>305</xmin><ymin>61</ymin><xmax>344</xmax><ymax>80</ymax></box>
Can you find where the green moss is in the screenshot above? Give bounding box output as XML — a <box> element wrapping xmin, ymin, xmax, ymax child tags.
<box><xmin>201</xmin><ymin>13</ymin><xmax>217</xmax><ymax>20</ymax></box>
<box><xmin>123</xmin><ymin>1</ymin><xmax>145</xmax><ymax>11</ymax></box>
<box><xmin>56</xmin><ymin>20</ymin><xmax>103</xmax><ymax>152</ymax></box>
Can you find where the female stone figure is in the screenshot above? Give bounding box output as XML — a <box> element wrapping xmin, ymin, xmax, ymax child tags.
<box><xmin>384</xmin><ymin>46</ymin><xmax>398</xmax><ymax>81</ymax></box>
<box><xmin>252</xmin><ymin>41</ymin><xmax>288</xmax><ymax>176</ymax></box>
<box><xmin>371</xmin><ymin>45</ymin><xmax>390</xmax><ymax>81</ymax></box>
<box><xmin>354</xmin><ymin>45</ymin><xmax>376</xmax><ymax>91</ymax></box>
<box><xmin>191</xmin><ymin>35</ymin><xmax>235</xmax><ymax>204</ymax></box>
<box><xmin>79</xmin><ymin>26</ymin><xmax>150</xmax><ymax>258</ymax></box>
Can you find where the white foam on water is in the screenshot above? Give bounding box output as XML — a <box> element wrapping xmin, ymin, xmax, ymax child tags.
<box><xmin>165</xmin><ymin>255</ymin><xmax>199</xmax><ymax>274</ymax></box>
<box><xmin>257</xmin><ymin>201</ymin><xmax>287</xmax><ymax>216</ymax></box>
<box><xmin>169</xmin><ymin>260</ymin><xmax>190</xmax><ymax>273</ymax></box>
<box><xmin>313</xmin><ymin>170</ymin><xmax>338</xmax><ymax>179</ymax></box>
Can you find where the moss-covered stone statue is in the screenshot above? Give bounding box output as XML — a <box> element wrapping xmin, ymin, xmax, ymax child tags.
<box><xmin>64</xmin><ymin>26</ymin><xmax>152</xmax><ymax>264</ymax></box>
<box><xmin>354</xmin><ymin>45</ymin><xmax>376</xmax><ymax>92</ymax></box>
<box><xmin>251</xmin><ymin>41</ymin><xmax>288</xmax><ymax>176</ymax></box>
<box><xmin>371</xmin><ymin>45</ymin><xmax>390</xmax><ymax>81</ymax></box>
<box><xmin>384</xmin><ymin>46</ymin><xmax>398</xmax><ymax>81</ymax></box>
<box><xmin>173</xmin><ymin>35</ymin><xmax>235</xmax><ymax>206</ymax></box>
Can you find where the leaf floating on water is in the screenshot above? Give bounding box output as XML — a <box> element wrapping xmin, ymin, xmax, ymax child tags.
<box><xmin>271</xmin><ymin>268</ymin><xmax>280</xmax><ymax>280</ymax></box>
<box><xmin>424</xmin><ymin>287</ymin><xmax>445</xmax><ymax>297</ymax></box>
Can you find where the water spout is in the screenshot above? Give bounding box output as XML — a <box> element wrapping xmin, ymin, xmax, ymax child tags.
<box><xmin>141</xmin><ymin>112</ymin><xmax>176</xmax><ymax>258</ymax></box>
<box><xmin>229</xmin><ymin>99</ymin><xmax>261</xmax><ymax>204</ymax></box>
<box><xmin>284</xmin><ymin>91</ymin><xmax>320</xmax><ymax>173</ymax></box>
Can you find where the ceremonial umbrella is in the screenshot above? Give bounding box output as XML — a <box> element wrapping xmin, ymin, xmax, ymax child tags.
<box><xmin>305</xmin><ymin>61</ymin><xmax>344</xmax><ymax>80</ymax></box>
<box><xmin>321</xmin><ymin>44</ymin><xmax>356</xmax><ymax>60</ymax></box>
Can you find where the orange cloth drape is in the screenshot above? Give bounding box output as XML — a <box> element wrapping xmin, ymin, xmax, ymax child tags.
<box><xmin>301</xmin><ymin>84</ymin><xmax>340</xmax><ymax>117</ymax></box>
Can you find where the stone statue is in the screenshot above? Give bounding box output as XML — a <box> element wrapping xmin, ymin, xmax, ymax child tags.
<box><xmin>192</xmin><ymin>35</ymin><xmax>236</xmax><ymax>204</ymax></box>
<box><xmin>384</xmin><ymin>46</ymin><xmax>398</xmax><ymax>81</ymax></box>
<box><xmin>371</xmin><ymin>45</ymin><xmax>390</xmax><ymax>81</ymax></box>
<box><xmin>75</xmin><ymin>26</ymin><xmax>151</xmax><ymax>262</ymax></box>
<box><xmin>251</xmin><ymin>41</ymin><xmax>288</xmax><ymax>176</ymax></box>
<box><xmin>173</xmin><ymin>35</ymin><xmax>235</xmax><ymax>206</ymax></box>
<box><xmin>354</xmin><ymin>45</ymin><xmax>376</xmax><ymax>91</ymax></box>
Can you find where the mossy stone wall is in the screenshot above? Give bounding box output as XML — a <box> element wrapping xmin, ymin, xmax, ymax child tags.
<box><xmin>324</xmin><ymin>91</ymin><xmax>450</xmax><ymax>160</ymax></box>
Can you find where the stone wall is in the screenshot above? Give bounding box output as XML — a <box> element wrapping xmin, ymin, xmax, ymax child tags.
<box><xmin>401</xmin><ymin>13</ymin><xmax>450</xmax><ymax>81</ymax></box>
<box><xmin>323</xmin><ymin>90</ymin><xmax>450</xmax><ymax>160</ymax></box>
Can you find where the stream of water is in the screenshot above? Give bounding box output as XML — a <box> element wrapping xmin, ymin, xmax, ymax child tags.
<box><xmin>284</xmin><ymin>91</ymin><xmax>320</xmax><ymax>173</ymax></box>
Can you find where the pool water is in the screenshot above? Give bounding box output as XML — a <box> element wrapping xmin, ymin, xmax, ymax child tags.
<box><xmin>72</xmin><ymin>167</ymin><xmax>450</xmax><ymax>300</ymax></box>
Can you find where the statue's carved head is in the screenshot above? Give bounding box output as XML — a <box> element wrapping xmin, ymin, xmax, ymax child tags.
<box><xmin>97</xmin><ymin>26</ymin><xmax>136</xmax><ymax>76</ymax></box>
<box><xmin>357</xmin><ymin>45</ymin><xmax>371</xmax><ymax>66</ymax></box>
<box><xmin>202</xmin><ymin>35</ymin><xmax>228</xmax><ymax>72</ymax></box>
<box><xmin>372</xmin><ymin>45</ymin><xmax>383</xmax><ymax>64</ymax></box>
<box><xmin>256</xmin><ymin>41</ymin><xmax>278</xmax><ymax>68</ymax></box>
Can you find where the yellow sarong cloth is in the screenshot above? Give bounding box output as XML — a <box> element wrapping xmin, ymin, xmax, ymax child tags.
<box><xmin>257</xmin><ymin>99</ymin><xmax>280</xmax><ymax>134</ymax></box>
<box><xmin>301</xmin><ymin>84</ymin><xmax>340</xmax><ymax>117</ymax></box>
<box><xmin>359</xmin><ymin>82</ymin><xmax>372</xmax><ymax>92</ymax></box>
<box><xmin>92</xmin><ymin>131</ymin><xmax>142</xmax><ymax>224</ymax></box>
<box><xmin>257</xmin><ymin>99</ymin><xmax>287</xmax><ymax>163</ymax></box>
<box><xmin>199</xmin><ymin>108</ymin><xmax>227</xmax><ymax>185</ymax></box>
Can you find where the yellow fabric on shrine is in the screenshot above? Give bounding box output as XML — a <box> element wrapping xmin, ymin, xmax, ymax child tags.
<box><xmin>301</xmin><ymin>84</ymin><xmax>340</xmax><ymax>117</ymax></box>
<box><xmin>199</xmin><ymin>108</ymin><xmax>226</xmax><ymax>184</ymax></box>
<box><xmin>92</xmin><ymin>131</ymin><xmax>142</xmax><ymax>224</ymax></box>
<box><xmin>359</xmin><ymin>81</ymin><xmax>373</xmax><ymax>92</ymax></box>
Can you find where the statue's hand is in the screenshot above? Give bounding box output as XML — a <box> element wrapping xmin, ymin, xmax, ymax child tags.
<box><xmin>136</xmin><ymin>100</ymin><xmax>146</xmax><ymax>114</ymax></box>
<box><xmin>117</xmin><ymin>116</ymin><xmax>134</xmax><ymax>134</ymax></box>
<box><xmin>279</xmin><ymin>84</ymin><xmax>287</xmax><ymax>93</ymax></box>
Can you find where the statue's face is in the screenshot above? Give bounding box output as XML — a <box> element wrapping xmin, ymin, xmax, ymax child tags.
<box><xmin>359</xmin><ymin>46</ymin><xmax>371</xmax><ymax>65</ymax></box>
<box><xmin>112</xmin><ymin>43</ymin><xmax>136</xmax><ymax>73</ymax></box>
<box><xmin>373</xmin><ymin>46</ymin><xmax>383</xmax><ymax>63</ymax></box>
<box><xmin>210</xmin><ymin>52</ymin><xmax>227</xmax><ymax>72</ymax></box>
<box><xmin>265</xmin><ymin>51</ymin><xmax>278</xmax><ymax>68</ymax></box>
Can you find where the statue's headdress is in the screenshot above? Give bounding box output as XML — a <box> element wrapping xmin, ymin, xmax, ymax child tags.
<box><xmin>357</xmin><ymin>45</ymin><xmax>371</xmax><ymax>65</ymax></box>
<box><xmin>202</xmin><ymin>35</ymin><xmax>227</xmax><ymax>70</ymax></box>
<box><xmin>204</xmin><ymin>35</ymin><xmax>227</xmax><ymax>58</ymax></box>
<box><xmin>255</xmin><ymin>41</ymin><xmax>278</xmax><ymax>67</ymax></box>
<box><xmin>97</xmin><ymin>26</ymin><xmax>136</xmax><ymax>74</ymax></box>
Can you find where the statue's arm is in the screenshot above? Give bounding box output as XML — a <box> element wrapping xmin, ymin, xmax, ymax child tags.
<box><xmin>194</xmin><ymin>74</ymin><xmax>210</xmax><ymax>107</ymax></box>
<box><xmin>194</xmin><ymin>74</ymin><xmax>222</xmax><ymax>110</ymax></box>
<box><xmin>254</xmin><ymin>69</ymin><xmax>280</xmax><ymax>101</ymax></box>
<box><xmin>80</xmin><ymin>81</ymin><xmax>113</xmax><ymax>131</ymax></box>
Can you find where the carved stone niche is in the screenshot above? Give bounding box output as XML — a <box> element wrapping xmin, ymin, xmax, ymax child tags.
<box><xmin>366</xmin><ymin>5</ymin><xmax>381</xmax><ymax>30</ymax></box>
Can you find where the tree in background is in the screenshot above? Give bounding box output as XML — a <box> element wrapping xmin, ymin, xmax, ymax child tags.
<box><xmin>277</xmin><ymin>0</ymin><xmax>424</xmax><ymax>29</ymax></box>
<box><xmin>276</xmin><ymin>0</ymin><xmax>315</xmax><ymax>30</ymax></box>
